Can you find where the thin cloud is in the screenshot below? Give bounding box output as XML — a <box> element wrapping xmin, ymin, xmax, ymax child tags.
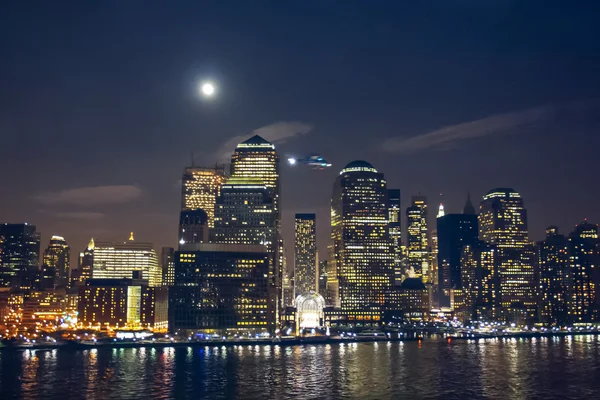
<box><xmin>217</xmin><ymin>121</ymin><xmax>313</xmax><ymax>161</ymax></box>
<box><xmin>35</xmin><ymin>185</ymin><xmax>143</xmax><ymax>206</ymax></box>
<box><xmin>382</xmin><ymin>100</ymin><xmax>600</xmax><ymax>154</ymax></box>
<box><xmin>56</xmin><ymin>211</ymin><xmax>106</xmax><ymax>220</ymax></box>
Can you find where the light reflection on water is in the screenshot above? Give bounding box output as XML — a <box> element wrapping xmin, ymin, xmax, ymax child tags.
<box><xmin>1</xmin><ymin>337</ymin><xmax>600</xmax><ymax>399</ymax></box>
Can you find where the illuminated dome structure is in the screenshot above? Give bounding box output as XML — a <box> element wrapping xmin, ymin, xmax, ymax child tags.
<box><xmin>295</xmin><ymin>291</ymin><xmax>326</xmax><ymax>331</ymax></box>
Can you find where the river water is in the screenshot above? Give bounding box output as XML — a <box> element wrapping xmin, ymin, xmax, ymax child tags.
<box><xmin>1</xmin><ymin>336</ymin><xmax>600</xmax><ymax>399</ymax></box>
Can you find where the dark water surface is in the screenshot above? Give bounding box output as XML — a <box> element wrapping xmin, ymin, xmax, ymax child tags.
<box><xmin>2</xmin><ymin>336</ymin><xmax>600</xmax><ymax>399</ymax></box>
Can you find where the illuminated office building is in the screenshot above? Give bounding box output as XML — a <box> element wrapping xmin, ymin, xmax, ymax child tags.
<box><xmin>479</xmin><ymin>188</ymin><xmax>536</xmax><ymax>323</ymax></box>
<box><xmin>318</xmin><ymin>260</ymin><xmax>328</xmax><ymax>295</ymax></box>
<box><xmin>460</xmin><ymin>241</ymin><xmax>499</xmax><ymax>322</ymax></box>
<box><xmin>407</xmin><ymin>196</ymin><xmax>430</xmax><ymax>282</ymax></box>
<box><xmin>181</xmin><ymin>164</ymin><xmax>229</xmax><ymax>228</ymax></box>
<box><xmin>91</xmin><ymin>235</ymin><xmax>161</xmax><ymax>287</ymax></box>
<box><xmin>42</xmin><ymin>235</ymin><xmax>70</xmax><ymax>288</ymax></box>
<box><xmin>294</xmin><ymin>214</ymin><xmax>317</xmax><ymax>295</ymax></box>
<box><xmin>330</xmin><ymin>160</ymin><xmax>394</xmax><ymax>313</ymax></box>
<box><xmin>169</xmin><ymin>243</ymin><xmax>271</xmax><ymax>335</ymax></box>
<box><xmin>537</xmin><ymin>226</ymin><xmax>569</xmax><ymax>326</ymax></box>
<box><xmin>437</xmin><ymin>198</ymin><xmax>479</xmax><ymax>308</ymax></box>
<box><xmin>212</xmin><ymin>177</ymin><xmax>276</xmax><ymax>250</ymax></box>
<box><xmin>388</xmin><ymin>189</ymin><xmax>403</xmax><ymax>285</ymax></box>
<box><xmin>179</xmin><ymin>209</ymin><xmax>209</xmax><ymax>247</ymax></box>
<box><xmin>567</xmin><ymin>221</ymin><xmax>600</xmax><ymax>323</ymax></box>
<box><xmin>74</xmin><ymin>238</ymin><xmax>94</xmax><ymax>286</ymax></box>
<box><xmin>229</xmin><ymin>135</ymin><xmax>283</xmax><ymax>318</ymax></box>
<box><xmin>0</xmin><ymin>223</ymin><xmax>41</xmax><ymax>287</ymax></box>
<box><xmin>78</xmin><ymin>277</ymin><xmax>168</xmax><ymax>331</ymax></box>
<box><xmin>161</xmin><ymin>247</ymin><xmax>175</xmax><ymax>287</ymax></box>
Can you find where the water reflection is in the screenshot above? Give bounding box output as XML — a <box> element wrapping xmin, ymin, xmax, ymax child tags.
<box><xmin>1</xmin><ymin>337</ymin><xmax>600</xmax><ymax>399</ymax></box>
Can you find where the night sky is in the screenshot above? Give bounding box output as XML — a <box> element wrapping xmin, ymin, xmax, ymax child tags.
<box><xmin>2</xmin><ymin>1</ymin><xmax>600</xmax><ymax>262</ymax></box>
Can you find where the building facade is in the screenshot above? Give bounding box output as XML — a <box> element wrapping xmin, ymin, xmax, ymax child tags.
<box><xmin>42</xmin><ymin>236</ymin><xmax>70</xmax><ymax>288</ymax></box>
<box><xmin>567</xmin><ymin>221</ymin><xmax>600</xmax><ymax>323</ymax></box>
<box><xmin>91</xmin><ymin>236</ymin><xmax>161</xmax><ymax>287</ymax></box>
<box><xmin>330</xmin><ymin>160</ymin><xmax>394</xmax><ymax>313</ymax></box>
<box><xmin>181</xmin><ymin>165</ymin><xmax>229</xmax><ymax>228</ymax></box>
<box><xmin>179</xmin><ymin>209</ymin><xmax>209</xmax><ymax>247</ymax></box>
<box><xmin>0</xmin><ymin>223</ymin><xmax>41</xmax><ymax>287</ymax></box>
<box><xmin>406</xmin><ymin>196</ymin><xmax>430</xmax><ymax>282</ymax></box>
<box><xmin>537</xmin><ymin>226</ymin><xmax>570</xmax><ymax>326</ymax></box>
<box><xmin>294</xmin><ymin>214</ymin><xmax>317</xmax><ymax>295</ymax></box>
<box><xmin>479</xmin><ymin>188</ymin><xmax>536</xmax><ymax>323</ymax></box>
<box><xmin>460</xmin><ymin>241</ymin><xmax>499</xmax><ymax>322</ymax></box>
<box><xmin>169</xmin><ymin>243</ymin><xmax>271</xmax><ymax>335</ymax></box>
<box><xmin>388</xmin><ymin>189</ymin><xmax>402</xmax><ymax>285</ymax></box>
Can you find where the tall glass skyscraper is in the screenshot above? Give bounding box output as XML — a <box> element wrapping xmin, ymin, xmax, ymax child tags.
<box><xmin>567</xmin><ymin>221</ymin><xmax>600</xmax><ymax>323</ymax></box>
<box><xmin>43</xmin><ymin>235</ymin><xmax>70</xmax><ymax>287</ymax></box>
<box><xmin>407</xmin><ymin>196</ymin><xmax>430</xmax><ymax>282</ymax></box>
<box><xmin>387</xmin><ymin>189</ymin><xmax>402</xmax><ymax>285</ymax></box>
<box><xmin>294</xmin><ymin>214</ymin><xmax>317</xmax><ymax>295</ymax></box>
<box><xmin>181</xmin><ymin>165</ymin><xmax>229</xmax><ymax>228</ymax></box>
<box><xmin>0</xmin><ymin>223</ymin><xmax>41</xmax><ymax>287</ymax></box>
<box><xmin>479</xmin><ymin>188</ymin><xmax>536</xmax><ymax>323</ymax></box>
<box><xmin>91</xmin><ymin>235</ymin><xmax>161</xmax><ymax>287</ymax></box>
<box><xmin>229</xmin><ymin>135</ymin><xmax>282</xmax><ymax>319</ymax></box>
<box><xmin>330</xmin><ymin>160</ymin><xmax>394</xmax><ymax>313</ymax></box>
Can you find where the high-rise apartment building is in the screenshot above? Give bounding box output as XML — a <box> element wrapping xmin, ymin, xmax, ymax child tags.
<box><xmin>91</xmin><ymin>235</ymin><xmax>161</xmax><ymax>287</ymax></box>
<box><xmin>479</xmin><ymin>188</ymin><xmax>536</xmax><ymax>323</ymax></box>
<box><xmin>567</xmin><ymin>221</ymin><xmax>600</xmax><ymax>323</ymax></box>
<box><xmin>0</xmin><ymin>223</ymin><xmax>41</xmax><ymax>287</ymax></box>
<box><xmin>330</xmin><ymin>161</ymin><xmax>394</xmax><ymax>313</ymax></box>
<box><xmin>43</xmin><ymin>236</ymin><xmax>70</xmax><ymax>288</ymax></box>
<box><xmin>294</xmin><ymin>214</ymin><xmax>317</xmax><ymax>295</ymax></box>
<box><xmin>460</xmin><ymin>240</ymin><xmax>499</xmax><ymax>321</ymax></box>
<box><xmin>407</xmin><ymin>196</ymin><xmax>430</xmax><ymax>282</ymax></box>
<box><xmin>537</xmin><ymin>226</ymin><xmax>569</xmax><ymax>326</ymax></box>
<box><xmin>181</xmin><ymin>165</ymin><xmax>229</xmax><ymax>228</ymax></box>
<box><xmin>388</xmin><ymin>189</ymin><xmax>402</xmax><ymax>285</ymax></box>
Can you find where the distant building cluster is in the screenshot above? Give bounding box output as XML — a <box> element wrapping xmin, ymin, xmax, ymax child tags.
<box><xmin>1</xmin><ymin>136</ymin><xmax>599</xmax><ymax>340</ymax></box>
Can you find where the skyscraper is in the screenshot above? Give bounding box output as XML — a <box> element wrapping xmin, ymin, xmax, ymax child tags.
<box><xmin>181</xmin><ymin>165</ymin><xmax>229</xmax><ymax>228</ymax></box>
<box><xmin>436</xmin><ymin>197</ymin><xmax>479</xmax><ymax>308</ymax></box>
<box><xmin>92</xmin><ymin>235</ymin><xmax>161</xmax><ymax>287</ymax></box>
<box><xmin>407</xmin><ymin>196</ymin><xmax>430</xmax><ymax>282</ymax></box>
<box><xmin>388</xmin><ymin>189</ymin><xmax>402</xmax><ymax>285</ymax></box>
<box><xmin>42</xmin><ymin>236</ymin><xmax>70</xmax><ymax>288</ymax></box>
<box><xmin>179</xmin><ymin>209</ymin><xmax>209</xmax><ymax>247</ymax></box>
<box><xmin>567</xmin><ymin>221</ymin><xmax>600</xmax><ymax>323</ymax></box>
<box><xmin>479</xmin><ymin>188</ymin><xmax>536</xmax><ymax>323</ymax></box>
<box><xmin>229</xmin><ymin>135</ymin><xmax>282</xmax><ymax>319</ymax></box>
<box><xmin>0</xmin><ymin>223</ymin><xmax>41</xmax><ymax>287</ymax></box>
<box><xmin>161</xmin><ymin>247</ymin><xmax>175</xmax><ymax>287</ymax></box>
<box><xmin>460</xmin><ymin>241</ymin><xmax>499</xmax><ymax>321</ymax></box>
<box><xmin>537</xmin><ymin>226</ymin><xmax>569</xmax><ymax>326</ymax></box>
<box><xmin>294</xmin><ymin>214</ymin><xmax>317</xmax><ymax>295</ymax></box>
<box><xmin>330</xmin><ymin>160</ymin><xmax>394</xmax><ymax>313</ymax></box>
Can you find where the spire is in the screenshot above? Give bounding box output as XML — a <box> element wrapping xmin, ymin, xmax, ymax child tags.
<box><xmin>437</xmin><ymin>202</ymin><xmax>445</xmax><ymax>218</ymax></box>
<box><xmin>87</xmin><ymin>238</ymin><xmax>95</xmax><ymax>250</ymax></box>
<box><xmin>463</xmin><ymin>192</ymin><xmax>476</xmax><ymax>215</ymax></box>
<box><xmin>128</xmin><ymin>232</ymin><xmax>135</xmax><ymax>241</ymax></box>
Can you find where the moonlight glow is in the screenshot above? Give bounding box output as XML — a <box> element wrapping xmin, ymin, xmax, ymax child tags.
<box><xmin>200</xmin><ymin>82</ymin><xmax>216</xmax><ymax>97</ymax></box>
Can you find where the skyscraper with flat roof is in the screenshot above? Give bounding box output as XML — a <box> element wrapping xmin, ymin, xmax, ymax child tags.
<box><xmin>0</xmin><ymin>223</ymin><xmax>40</xmax><ymax>287</ymax></box>
<box><xmin>330</xmin><ymin>160</ymin><xmax>393</xmax><ymax>313</ymax></box>
<box><xmin>479</xmin><ymin>188</ymin><xmax>536</xmax><ymax>323</ymax></box>
<box><xmin>407</xmin><ymin>196</ymin><xmax>430</xmax><ymax>282</ymax></box>
<box><xmin>294</xmin><ymin>214</ymin><xmax>317</xmax><ymax>295</ymax></box>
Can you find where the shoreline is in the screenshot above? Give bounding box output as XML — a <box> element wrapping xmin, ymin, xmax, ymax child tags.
<box><xmin>1</xmin><ymin>331</ymin><xmax>598</xmax><ymax>351</ymax></box>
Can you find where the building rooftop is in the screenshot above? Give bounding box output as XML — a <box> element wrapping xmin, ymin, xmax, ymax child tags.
<box><xmin>236</xmin><ymin>135</ymin><xmax>275</xmax><ymax>149</ymax></box>
<box><xmin>340</xmin><ymin>160</ymin><xmax>377</xmax><ymax>174</ymax></box>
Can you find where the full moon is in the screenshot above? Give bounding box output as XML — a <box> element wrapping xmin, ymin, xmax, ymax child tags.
<box><xmin>201</xmin><ymin>82</ymin><xmax>216</xmax><ymax>97</ymax></box>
